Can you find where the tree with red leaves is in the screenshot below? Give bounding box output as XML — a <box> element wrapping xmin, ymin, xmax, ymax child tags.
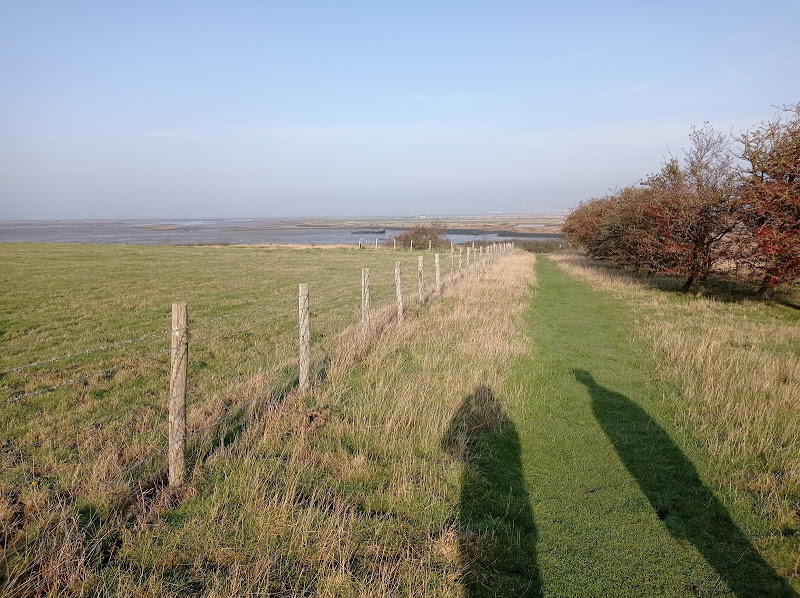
<box><xmin>562</xmin><ymin>196</ymin><xmax>615</xmax><ymax>259</ymax></box>
<box><xmin>563</xmin><ymin>187</ymin><xmax>656</xmax><ymax>270</ymax></box>
<box><xmin>639</xmin><ymin>125</ymin><xmax>742</xmax><ymax>291</ymax></box>
<box><xmin>738</xmin><ymin>103</ymin><xmax>800</xmax><ymax>297</ymax></box>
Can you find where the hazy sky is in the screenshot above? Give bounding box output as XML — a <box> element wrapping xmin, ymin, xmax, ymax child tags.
<box><xmin>1</xmin><ymin>1</ymin><xmax>798</xmax><ymax>219</ymax></box>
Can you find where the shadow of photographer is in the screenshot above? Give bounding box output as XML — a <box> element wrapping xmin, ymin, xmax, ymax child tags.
<box><xmin>442</xmin><ymin>385</ymin><xmax>542</xmax><ymax>597</ymax></box>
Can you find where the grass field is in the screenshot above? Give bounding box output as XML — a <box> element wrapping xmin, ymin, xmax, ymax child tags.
<box><xmin>1</xmin><ymin>242</ymin><xmax>492</xmax><ymax>595</ymax></box>
<box><xmin>1</xmin><ymin>244</ymin><xmax>797</xmax><ymax>596</ymax></box>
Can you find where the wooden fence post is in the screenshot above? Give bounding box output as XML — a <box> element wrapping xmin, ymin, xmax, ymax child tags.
<box><xmin>428</xmin><ymin>240</ymin><xmax>431</xmax><ymax>252</ymax></box>
<box><xmin>395</xmin><ymin>261</ymin><xmax>403</xmax><ymax>324</ymax></box>
<box><xmin>418</xmin><ymin>255</ymin><xmax>424</xmax><ymax>302</ymax></box>
<box><xmin>361</xmin><ymin>268</ymin><xmax>370</xmax><ymax>327</ymax></box>
<box><xmin>299</xmin><ymin>284</ymin><xmax>310</xmax><ymax>392</ymax></box>
<box><xmin>435</xmin><ymin>253</ymin><xmax>441</xmax><ymax>294</ymax></box>
<box><xmin>450</xmin><ymin>248</ymin><xmax>454</xmax><ymax>276</ymax></box>
<box><xmin>169</xmin><ymin>302</ymin><xmax>188</xmax><ymax>487</ymax></box>
<box><xmin>459</xmin><ymin>248</ymin><xmax>463</xmax><ymax>273</ymax></box>
<box><xmin>394</xmin><ymin>238</ymin><xmax>396</xmax><ymax>251</ymax></box>
<box><xmin>466</xmin><ymin>247</ymin><xmax>471</xmax><ymax>268</ymax></box>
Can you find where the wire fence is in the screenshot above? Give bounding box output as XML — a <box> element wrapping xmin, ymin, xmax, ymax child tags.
<box><xmin>0</xmin><ymin>243</ymin><xmax>513</xmax><ymax>491</ymax></box>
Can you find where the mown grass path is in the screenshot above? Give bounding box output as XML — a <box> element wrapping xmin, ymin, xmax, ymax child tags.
<box><xmin>500</xmin><ymin>255</ymin><xmax>794</xmax><ymax>597</ymax></box>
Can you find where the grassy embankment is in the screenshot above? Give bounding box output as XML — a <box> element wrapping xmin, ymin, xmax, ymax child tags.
<box><xmin>1</xmin><ymin>243</ymin><xmax>797</xmax><ymax>596</ymax></box>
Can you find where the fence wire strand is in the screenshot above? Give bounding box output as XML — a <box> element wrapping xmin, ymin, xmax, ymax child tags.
<box><xmin>189</xmin><ymin>308</ymin><xmax>295</xmax><ymax>343</ymax></box>
<box><xmin>0</xmin><ymin>329</ymin><xmax>172</xmax><ymax>375</ymax></box>
<box><xmin>3</xmin><ymin>347</ymin><xmax>171</xmax><ymax>406</ymax></box>
<box><xmin>190</xmin><ymin>301</ymin><xmax>291</xmax><ymax>330</ymax></box>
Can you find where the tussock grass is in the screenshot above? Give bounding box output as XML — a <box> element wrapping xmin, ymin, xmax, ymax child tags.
<box><xmin>0</xmin><ymin>242</ymin><xmax>531</xmax><ymax>596</ymax></box>
<box><xmin>551</xmin><ymin>253</ymin><xmax>800</xmax><ymax>573</ymax></box>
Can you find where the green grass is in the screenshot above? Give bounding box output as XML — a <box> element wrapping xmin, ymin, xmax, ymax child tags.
<box><xmin>1</xmin><ymin>245</ymin><xmax>796</xmax><ymax>596</ymax></box>
<box><xmin>499</xmin><ymin>255</ymin><xmax>795</xmax><ymax>596</ymax></box>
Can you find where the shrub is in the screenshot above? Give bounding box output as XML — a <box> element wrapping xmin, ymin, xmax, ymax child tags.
<box><xmin>390</xmin><ymin>223</ymin><xmax>450</xmax><ymax>250</ymax></box>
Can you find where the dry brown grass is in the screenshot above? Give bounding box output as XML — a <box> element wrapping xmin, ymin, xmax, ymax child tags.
<box><xmin>551</xmin><ymin>254</ymin><xmax>800</xmax><ymax>542</ymax></box>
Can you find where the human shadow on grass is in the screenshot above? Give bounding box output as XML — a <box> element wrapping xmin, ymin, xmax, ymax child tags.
<box><xmin>575</xmin><ymin>369</ymin><xmax>795</xmax><ymax>597</ymax></box>
<box><xmin>442</xmin><ymin>385</ymin><xmax>542</xmax><ymax>597</ymax></box>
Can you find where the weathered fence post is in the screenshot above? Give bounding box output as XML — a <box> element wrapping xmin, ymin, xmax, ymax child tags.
<box><xmin>395</xmin><ymin>261</ymin><xmax>403</xmax><ymax>324</ymax></box>
<box><xmin>466</xmin><ymin>247</ymin><xmax>471</xmax><ymax>268</ymax></box>
<box><xmin>428</xmin><ymin>240</ymin><xmax>432</xmax><ymax>252</ymax></box>
<box><xmin>361</xmin><ymin>268</ymin><xmax>370</xmax><ymax>327</ymax></box>
<box><xmin>435</xmin><ymin>253</ymin><xmax>441</xmax><ymax>294</ymax></box>
<box><xmin>410</xmin><ymin>239</ymin><xmax>413</xmax><ymax>252</ymax></box>
<box><xmin>394</xmin><ymin>238</ymin><xmax>396</xmax><ymax>251</ymax></box>
<box><xmin>459</xmin><ymin>248</ymin><xmax>463</xmax><ymax>273</ymax></box>
<box><xmin>169</xmin><ymin>302</ymin><xmax>188</xmax><ymax>487</ymax></box>
<box><xmin>418</xmin><ymin>255</ymin><xmax>424</xmax><ymax>302</ymax></box>
<box><xmin>375</xmin><ymin>238</ymin><xmax>378</xmax><ymax>249</ymax></box>
<box><xmin>299</xmin><ymin>284</ymin><xmax>310</xmax><ymax>392</ymax></box>
<box><xmin>450</xmin><ymin>248</ymin><xmax>454</xmax><ymax>276</ymax></box>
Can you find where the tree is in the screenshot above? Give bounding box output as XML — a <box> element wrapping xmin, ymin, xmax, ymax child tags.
<box><xmin>562</xmin><ymin>196</ymin><xmax>615</xmax><ymax>259</ymax></box>
<box><xmin>563</xmin><ymin>188</ymin><xmax>657</xmax><ymax>270</ymax></box>
<box><xmin>738</xmin><ymin>103</ymin><xmax>800</xmax><ymax>296</ymax></box>
<box><xmin>641</xmin><ymin>125</ymin><xmax>742</xmax><ymax>291</ymax></box>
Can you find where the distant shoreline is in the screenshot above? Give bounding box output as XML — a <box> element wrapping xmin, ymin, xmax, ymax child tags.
<box><xmin>0</xmin><ymin>213</ymin><xmax>565</xmax><ymax>232</ymax></box>
<box><xmin>0</xmin><ymin>216</ymin><xmax>564</xmax><ymax>246</ymax></box>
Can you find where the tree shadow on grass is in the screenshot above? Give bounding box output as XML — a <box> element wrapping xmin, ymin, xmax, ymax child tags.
<box><xmin>442</xmin><ymin>385</ymin><xmax>542</xmax><ymax>597</ymax></box>
<box><xmin>580</xmin><ymin>258</ymin><xmax>800</xmax><ymax>307</ymax></box>
<box><xmin>575</xmin><ymin>369</ymin><xmax>795</xmax><ymax>597</ymax></box>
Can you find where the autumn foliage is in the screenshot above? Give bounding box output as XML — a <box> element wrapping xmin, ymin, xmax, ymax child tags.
<box><xmin>738</xmin><ymin>106</ymin><xmax>800</xmax><ymax>295</ymax></box>
<box><xmin>563</xmin><ymin>104</ymin><xmax>800</xmax><ymax>293</ymax></box>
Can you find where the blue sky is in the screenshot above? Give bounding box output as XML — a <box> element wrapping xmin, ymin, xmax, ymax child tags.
<box><xmin>1</xmin><ymin>1</ymin><xmax>798</xmax><ymax>219</ymax></box>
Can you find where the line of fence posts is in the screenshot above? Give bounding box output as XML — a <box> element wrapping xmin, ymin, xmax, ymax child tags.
<box><xmin>164</xmin><ymin>242</ymin><xmax>514</xmax><ymax>486</ymax></box>
<box><xmin>358</xmin><ymin>238</ymin><xmax>513</xmax><ymax>257</ymax></box>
